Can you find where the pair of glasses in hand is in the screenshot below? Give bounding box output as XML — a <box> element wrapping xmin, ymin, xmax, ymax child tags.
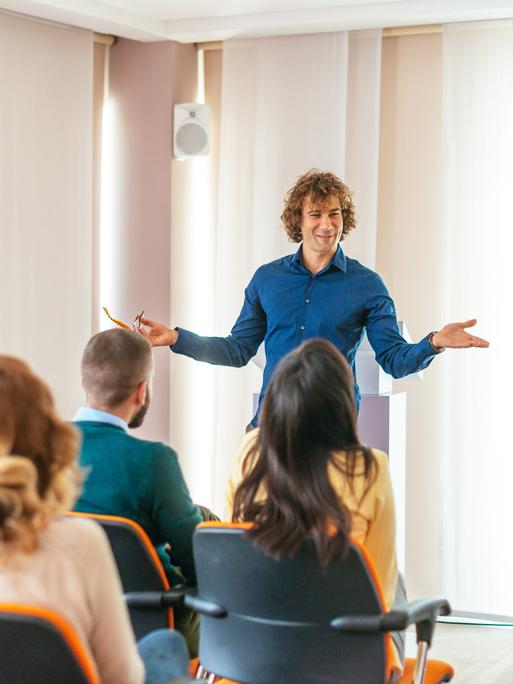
<box><xmin>103</xmin><ymin>306</ymin><xmax>144</xmax><ymax>330</ymax></box>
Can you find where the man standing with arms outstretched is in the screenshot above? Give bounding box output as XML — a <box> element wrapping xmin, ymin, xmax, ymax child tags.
<box><xmin>137</xmin><ymin>169</ymin><xmax>489</xmax><ymax>426</ymax></box>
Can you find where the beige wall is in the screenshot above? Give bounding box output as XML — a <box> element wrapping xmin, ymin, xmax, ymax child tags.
<box><xmin>107</xmin><ymin>39</ymin><xmax>197</xmax><ymax>443</ymax></box>
<box><xmin>0</xmin><ymin>13</ymin><xmax>93</xmax><ymax>420</ymax></box>
<box><xmin>92</xmin><ymin>42</ymin><xmax>107</xmax><ymax>334</ymax></box>
<box><xmin>377</xmin><ymin>32</ymin><xmax>444</xmax><ymax>596</ymax></box>
<box><xmin>205</xmin><ymin>49</ymin><xmax>222</xmax><ymax>223</ymax></box>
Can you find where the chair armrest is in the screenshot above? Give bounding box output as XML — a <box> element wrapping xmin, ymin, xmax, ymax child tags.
<box><xmin>331</xmin><ymin>597</ymin><xmax>451</xmax><ymax>646</ymax></box>
<box><xmin>382</xmin><ymin>597</ymin><xmax>451</xmax><ymax>646</ymax></box>
<box><xmin>330</xmin><ymin>615</ymin><xmax>383</xmax><ymax>633</ymax></box>
<box><xmin>184</xmin><ymin>590</ymin><xmax>227</xmax><ymax>617</ymax></box>
<box><xmin>124</xmin><ymin>588</ymin><xmax>187</xmax><ymax>609</ymax></box>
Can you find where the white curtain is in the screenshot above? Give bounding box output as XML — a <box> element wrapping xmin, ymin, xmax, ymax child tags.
<box><xmin>345</xmin><ymin>30</ymin><xmax>382</xmax><ymax>268</ymax></box>
<box><xmin>176</xmin><ymin>31</ymin><xmax>382</xmax><ymax>514</ymax></box>
<box><xmin>212</xmin><ymin>33</ymin><xmax>348</xmax><ymax>515</ymax></box>
<box><xmin>441</xmin><ymin>21</ymin><xmax>513</xmax><ymax>614</ymax></box>
<box><xmin>0</xmin><ymin>12</ymin><xmax>93</xmax><ymax>418</ymax></box>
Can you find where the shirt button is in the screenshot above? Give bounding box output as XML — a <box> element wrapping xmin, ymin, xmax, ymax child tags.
<box><xmin>305</xmin><ymin>298</ymin><xmax>310</xmax><ymax>303</ymax></box>
<box><xmin>300</xmin><ymin>325</ymin><xmax>305</xmax><ymax>330</ymax></box>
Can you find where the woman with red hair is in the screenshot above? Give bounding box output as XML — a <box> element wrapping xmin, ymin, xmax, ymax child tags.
<box><xmin>0</xmin><ymin>355</ymin><xmax>190</xmax><ymax>684</ymax></box>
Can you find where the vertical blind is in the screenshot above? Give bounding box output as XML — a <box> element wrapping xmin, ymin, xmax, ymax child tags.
<box><xmin>0</xmin><ymin>11</ymin><xmax>93</xmax><ymax>417</ymax></box>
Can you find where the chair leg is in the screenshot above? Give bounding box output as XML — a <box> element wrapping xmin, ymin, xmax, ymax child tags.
<box><xmin>196</xmin><ymin>664</ymin><xmax>207</xmax><ymax>679</ymax></box>
<box><xmin>196</xmin><ymin>664</ymin><xmax>218</xmax><ymax>682</ymax></box>
<box><xmin>413</xmin><ymin>641</ymin><xmax>429</xmax><ymax>684</ymax></box>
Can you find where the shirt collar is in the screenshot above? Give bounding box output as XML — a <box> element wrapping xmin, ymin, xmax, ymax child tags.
<box><xmin>291</xmin><ymin>244</ymin><xmax>347</xmax><ymax>273</ymax></box>
<box><xmin>331</xmin><ymin>245</ymin><xmax>347</xmax><ymax>272</ymax></box>
<box><xmin>72</xmin><ymin>406</ymin><xmax>129</xmax><ymax>432</ymax></box>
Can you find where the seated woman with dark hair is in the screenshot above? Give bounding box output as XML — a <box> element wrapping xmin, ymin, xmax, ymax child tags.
<box><xmin>226</xmin><ymin>338</ymin><xmax>406</xmax><ymax>676</ymax></box>
<box><xmin>0</xmin><ymin>355</ymin><xmax>191</xmax><ymax>684</ymax></box>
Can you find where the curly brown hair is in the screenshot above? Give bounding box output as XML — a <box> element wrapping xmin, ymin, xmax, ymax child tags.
<box><xmin>0</xmin><ymin>356</ymin><xmax>81</xmax><ymax>556</ymax></box>
<box><xmin>281</xmin><ymin>169</ymin><xmax>356</xmax><ymax>243</ymax></box>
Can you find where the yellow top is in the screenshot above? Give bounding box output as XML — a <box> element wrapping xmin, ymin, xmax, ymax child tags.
<box><xmin>226</xmin><ymin>429</ymin><xmax>399</xmax><ymax>610</ymax></box>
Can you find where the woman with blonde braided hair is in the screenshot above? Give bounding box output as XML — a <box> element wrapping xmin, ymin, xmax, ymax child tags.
<box><xmin>0</xmin><ymin>356</ymin><xmax>192</xmax><ymax>684</ymax></box>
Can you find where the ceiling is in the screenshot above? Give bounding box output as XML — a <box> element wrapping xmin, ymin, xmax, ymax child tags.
<box><xmin>2</xmin><ymin>0</ymin><xmax>513</xmax><ymax>43</ymax></box>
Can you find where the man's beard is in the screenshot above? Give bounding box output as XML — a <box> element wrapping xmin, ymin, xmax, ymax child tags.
<box><xmin>128</xmin><ymin>390</ymin><xmax>150</xmax><ymax>429</ymax></box>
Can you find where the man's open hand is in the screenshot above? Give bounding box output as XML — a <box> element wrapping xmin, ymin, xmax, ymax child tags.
<box><xmin>432</xmin><ymin>319</ymin><xmax>489</xmax><ymax>350</ymax></box>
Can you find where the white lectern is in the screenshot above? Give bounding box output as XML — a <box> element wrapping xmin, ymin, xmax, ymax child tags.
<box><xmin>356</xmin><ymin>322</ymin><xmax>421</xmax><ymax>573</ymax></box>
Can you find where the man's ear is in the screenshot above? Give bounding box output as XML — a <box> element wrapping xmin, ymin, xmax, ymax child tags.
<box><xmin>134</xmin><ymin>381</ymin><xmax>147</xmax><ymax>406</ymax></box>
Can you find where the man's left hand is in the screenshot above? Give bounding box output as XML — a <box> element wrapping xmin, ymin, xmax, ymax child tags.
<box><xmin>432</xmin><ymin>319</ymin><xmax>489</xmax><ymax>350</ymax></box>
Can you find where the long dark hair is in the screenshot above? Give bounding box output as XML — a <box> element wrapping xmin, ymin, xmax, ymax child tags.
<box><xmin>232</xmin><ymin>339</ymin><xmax>376</xmax><ymax>566</ymax></box>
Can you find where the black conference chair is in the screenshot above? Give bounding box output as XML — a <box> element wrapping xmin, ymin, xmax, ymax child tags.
<box><xmin>68</xmin><ymin>511</ymin><xmax>186</xmax><ymax>640</ymax></box>
<box><xmin>186</xmin><ymin>522</ymin><xmax>454</xmax><ymax>684</ymax></box>
<box><xmin>0</xmin><ymin>603</ymin><xmax>99</xmax><ymax>684</ymax></box>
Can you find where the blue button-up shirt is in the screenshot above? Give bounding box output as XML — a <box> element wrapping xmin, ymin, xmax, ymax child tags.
<box><xmin>173</xmin><ymin>245</ymin><xmax>437</xmax><ymax>425</ymax></box>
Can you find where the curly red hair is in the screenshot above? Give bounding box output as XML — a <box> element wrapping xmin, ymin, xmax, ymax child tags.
<box><xmin>0</xmin><ymin>356</ymin><xmax>80</xmax><ymax>555</ymax></box>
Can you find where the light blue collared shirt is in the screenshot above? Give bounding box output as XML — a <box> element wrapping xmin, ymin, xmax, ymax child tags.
<box><xmin>73</xmin><ymin>406</ymin><xmax>129</xmax><ymax>433</ymax></box>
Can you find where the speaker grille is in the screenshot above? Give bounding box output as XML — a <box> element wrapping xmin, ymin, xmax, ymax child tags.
<box><xmin>176</xmin><ymin>121</ymin><xmax>208</xmax><ymax>155</ymax></box>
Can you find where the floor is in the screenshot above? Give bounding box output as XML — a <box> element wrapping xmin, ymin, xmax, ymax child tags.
<box><xmin>406</xmin><ymin>622</ymin><xmax>513</xmax><ymax>683</ymax></box>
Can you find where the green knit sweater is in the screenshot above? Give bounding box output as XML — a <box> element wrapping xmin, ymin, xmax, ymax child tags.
<box><xmin>74</xmin><ymin>421</ymin><xmax>202</xmax><ymax>586</ymax></box>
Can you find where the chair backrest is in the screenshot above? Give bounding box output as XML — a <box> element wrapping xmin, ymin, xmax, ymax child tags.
<box><xmin>191</xmin><ymin>522</ymin><xmax>394</xmax><ymax>684</ymax></box>
<box><xmin>68</xmin><ymin>511</ymin><xmax>173</xmax><ymax>639</ymax></box>
<box><xmin>0</xmin><ymin>603</ymin><xmax>100</xmax><ymax>684</ymax></box>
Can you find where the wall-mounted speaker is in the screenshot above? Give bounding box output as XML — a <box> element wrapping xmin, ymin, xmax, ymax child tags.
<box><xmin>173</xmin><ymin>103</ymin><xmax>210</xmax><ymax>160</ymax></box>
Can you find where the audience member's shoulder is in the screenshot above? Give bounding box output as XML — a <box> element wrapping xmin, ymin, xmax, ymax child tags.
<box><xmin>44</xmin><ymin>515</ymin><xmax>108</xmax><ymax>549</ymax></box>
<box><xmin>240</xmin><ymin>428</ymin><xmax>259</xmax><ymax>450</ymax></box>
<box><xmin>332</xmin><ymin>446</ymin><xmax>388</xmax><ymax>476</ymax></box>
<box><xmin>234</xmin><ymin>428</ymin><xmax>259</xmax><ymax>466</ymax></box>
<box><xmin>137</xmin><ymin>438</ymin><xmax>180</xmax><ymax>469</ymax></box>
<box><xmin>124</xmin><ymin>433</ymin><xmax>178</xmax><ymax>458</ymax></box>
<box><xmin>42</xmin><ymin>517</ymin><xmax>120</xmax><ymax>592</ymax></box>
<box><xmin>368</xmin><ymin>448</ymin><xmax>391</xmax><ymax>474</ymax></box>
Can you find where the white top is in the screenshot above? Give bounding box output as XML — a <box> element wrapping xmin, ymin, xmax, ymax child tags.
<box><xmin>0</xmin><ymin>516</ymin><xmax>144</xmax><ymax>684</ymax></box>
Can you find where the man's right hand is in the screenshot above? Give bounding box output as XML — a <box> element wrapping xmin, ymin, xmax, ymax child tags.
<box><xmin>135</xmin><ymin>317</ymin><xmax>178</xmax><ymax>347</ymax></box>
